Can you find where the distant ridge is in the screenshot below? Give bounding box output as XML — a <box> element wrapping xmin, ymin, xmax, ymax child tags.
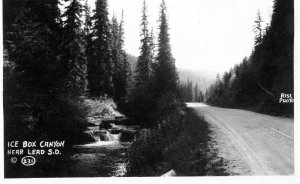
<box><xmin>177</xmin><ymin>68</ymin><xmax>216</xmax><ymax>91</ymax></box>
<box><xmin>126</xmin><ymin>54</ymin><xmax>216</xmax><ymax>91</ymax></box>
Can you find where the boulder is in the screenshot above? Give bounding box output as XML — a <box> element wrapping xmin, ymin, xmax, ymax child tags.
<box><xmin>81</xmin><ymin>131</ymin><xmax>97</xmax><ymax>143</ymax></box>
<box><xmin>92</xmin><ymin>130</ymin><xmax>109</xmax><ymax>141</ymax></box>
<box><xmin>161</xmin><ymin>170</ymin><xmax>177</xmax><ymax>177</ymax></box>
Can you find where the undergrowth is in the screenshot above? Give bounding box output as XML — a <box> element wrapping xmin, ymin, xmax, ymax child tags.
<box><xmin>84</xmin><ymin>95</ymin><xmax>123</xmax><ymax>118</ymax></box>
<box><xmin>126</xmin><ymin>108</ymin><xmax>229</xmax><ymax>176</ymax></box>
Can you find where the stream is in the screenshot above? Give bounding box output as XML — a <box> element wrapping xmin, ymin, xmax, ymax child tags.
<box><xmin>6</xmin><ymin>119</ymin><xmax>139</xmax><ymax>178</ymax></box>
<box><xmin>66</xmin><ymin>122</ymin><xmax>139</xmax><ymax>177</ymax></box>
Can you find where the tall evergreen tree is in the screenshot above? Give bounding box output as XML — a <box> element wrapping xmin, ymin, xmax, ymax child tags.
<box><xmin>118</xmin><ymin>13</ymin><xmax>132</xmax><ymax>105</ymax></box>
<box><xmin>149</xmin><ymin>28</ymin><xmax>156</xmax><ymax>74</ymax></box>
<box><xmin>152</xmin><ymin>0</ymin><xmax>179</xmax><ymax>98</ymax></box>
<box><xmin>88</xmin><ymin>0</ymin><xmax>113</xmax><ymax>97</ymax></box>
<box><xmin>84</xmin><ymin>0</ymin><xmax>94</xmax><ymax>95</ymax></box>
<box><xmin>111</xmin><ymin>13</ymin><xmax>131</xmax><ymax>105</ymax></box>
<box><xmin>253</xmin><ymin>10</ymin><xmax>264</xmax><ymax>46</ymax></box>
<box><xmin>135</xmin><ymin>0</ymin><xmax>152</xmax><ymax>86</ymax></box>
<box><xmin>126</xmin><ymin>1</ymin><xmax>156</xmax><ymax>124</ymax></box>
<box><xmin>111</xmin><ymin>14</ymin><xmax>121</xmax><ymax>97</ymax></box>
<box><xmin>84</xmin><ymin>0</ymin><xmax>92</xmax><ymax>36</ymax></box>
<box><xmin>61</xmin><ymin>0</ymin><xmax>87</xmax><ymax>96</ymax></box>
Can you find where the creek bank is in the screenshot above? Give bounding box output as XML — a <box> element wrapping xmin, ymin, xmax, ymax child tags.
<box><xmin>81</xmin><ymin>116</ymin><xmax>140</xmax><ymax>144</ymax></box>
<box><xmin>64</xmin><ymin>113</ymin><xmax>141</xmax><ymax>177</ymax></box>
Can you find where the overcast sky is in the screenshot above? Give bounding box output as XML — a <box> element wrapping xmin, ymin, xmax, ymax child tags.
<box><xmin>88</xmin><ymin>0</ymin><xmax>274</xmax><ymax>75</ymax></box>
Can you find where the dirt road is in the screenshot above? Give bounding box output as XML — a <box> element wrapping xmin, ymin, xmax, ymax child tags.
<box><xmin>187</xmin><ymin>103</ymin><xmax>294</xmax><ymax>175</ymax></box>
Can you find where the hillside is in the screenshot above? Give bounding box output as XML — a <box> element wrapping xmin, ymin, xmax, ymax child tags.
<box><xmin>126</xmin><ymin>54</ymin><xmax>216</xmax><ymax>92</ymax></box>
<box><xmin>177</xmin><ymin>68</ymin><xmax>216</xmax><ymax>92</ymax></box>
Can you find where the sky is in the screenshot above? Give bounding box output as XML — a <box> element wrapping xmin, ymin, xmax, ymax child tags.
<box><xmin>88</xmin><ymin>0</ymin><xmax>274</xmax><ymax>75</ymax></box>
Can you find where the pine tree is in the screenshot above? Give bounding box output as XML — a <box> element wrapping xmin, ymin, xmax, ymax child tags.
<box><xmin>111</xmin><ymin>13</ymin><xmax>131</xmax><ymax>105</ymax></box>
<box><xmin>84</xmin><ymin>0</ymin><xmax>92</xmax><ymax>36</ymax></box>
<box><xmin>152</xmin><ymin>0</ymin><xmax>178</xmax><ymax>99</ymax></box>
<box><xmin>88</xmin><ymin>0</ymin><xmax>113</xmax><ymax>97</ymax></box>
<box><xmin>135</xmin><ymin>0</ymin><xmax>152</xmax><ymax>86</ymax></box>
<box><xmin>118</xmin><ymin>51</ymin><xmax>132</xmax><ymax>107</ymax></box>
<box><xmin>111</xmin><ymin>14</ymin><xmax>121</xmax><ymax>97</ymax></box>
<box><xmin>149</xmin><ymin>28</ymin><xmax>156</xmax><ymax>75</ymax></box>
<box><xmin>84</xmin><ymin>0</ymin><xmax>94</xmax><ymax>96</ymax></box>
<box><xmin>194</xmin><ymin>84</ymin><xmax>199</xmax><ymax>102</ymax></box>
<box><xmin>254</xmin><ymin>10</ymin><xmax>263</xmax><ymax>46</ymax></box>
<box><xmin>61</xmin><ymin>0</ymin><xmax>87</xmax><ymax>96</ymax></box>
<box><xmin>200</xmin><ymin>91</ymin><xmax>204</xmax><ymax>102</ymax></box>
<box><xmin>118</xmin><ymin>13</ymin><xmax>132</xmax><ymax>105</ymax></box>
<box><xmin>126</xmin><ymin>1</ymin><xmax>156</xmax><ymax>124</ymax></box>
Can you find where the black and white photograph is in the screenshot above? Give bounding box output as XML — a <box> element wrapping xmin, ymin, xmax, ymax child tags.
<box><xmin>1</xmin><ymin>0</ymin><xmax>296</xmax><ymax>180</ymax></box>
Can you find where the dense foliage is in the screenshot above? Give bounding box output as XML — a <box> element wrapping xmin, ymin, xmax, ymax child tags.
<box><xmin>126</xmin><ymin>0</ymin><xmax>180</xmax><ymax>127</ymax></box>
<box><xmin>206</xmin><ymin>0</ymin><xmax>293</xmax><ymax>117</ymax></box>
<box><xmin>3</xmin><ymin>0</ymin><xmax>131</xmax><ymax>142</ymax></box>
<box><xmin>3</xmin><ymin>0</ymin><xmax>89</xmax><ymax>142</ymax></box>
<box><xmin>126</xmin><ymin>108</ymin><xmax>228</xmax><ymax>176</ymax></box>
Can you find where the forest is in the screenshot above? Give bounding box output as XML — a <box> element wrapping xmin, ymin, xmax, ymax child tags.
<box><xmin>3</xmin><ymin>0</ymin><xmax>180</xmax><ymax>139</ymax></box>
<box><xmin>206</xmin><ymin>0</ymin><xmax>294</xmax><ymax>117</ymax></box>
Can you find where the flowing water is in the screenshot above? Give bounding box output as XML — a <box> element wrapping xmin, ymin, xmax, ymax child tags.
<box><xmin>6</xmin><ymin>122</ymin><xmax>139</xmax><ymax>178</ymax></box>
<box><xmin>59</xmin><ymin>123</ymin><xmax>139</xmax><ymax>177</ymax></box>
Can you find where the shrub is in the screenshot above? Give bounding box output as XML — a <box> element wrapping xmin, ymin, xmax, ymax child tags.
<box><xmin>84</xmin><ymin>95</ymin><xmax>123</xmax><ymax>118</ymax></box>
<box><xmin>126</xmin><ymin>95</ymin><xmax>184</xmax><ymax>176</ymax></box>
<box><xmin>34</xmin><ymin>97</ymin><xmax>89</xmax><ymax>144</ymax></box>
<box><xmin>125</xmin><ymin>84</ymin><xmax>156</xmax><ymax>126</ymax></box>
<box><xmin>126</xmin><ymin>128</ymin><xmax>166</xmax><ymax>176</ymax></box>
<box><xmin>126</xmin><ymin>108</ymin><xmax>229</xmax><ymax>176</ymax></box>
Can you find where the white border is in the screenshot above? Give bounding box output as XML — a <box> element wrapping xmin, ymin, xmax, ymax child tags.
<box><xmin>0</xmin><ymin>0</ymin><xmax>299</xmax><ymax>183</ymax></box>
